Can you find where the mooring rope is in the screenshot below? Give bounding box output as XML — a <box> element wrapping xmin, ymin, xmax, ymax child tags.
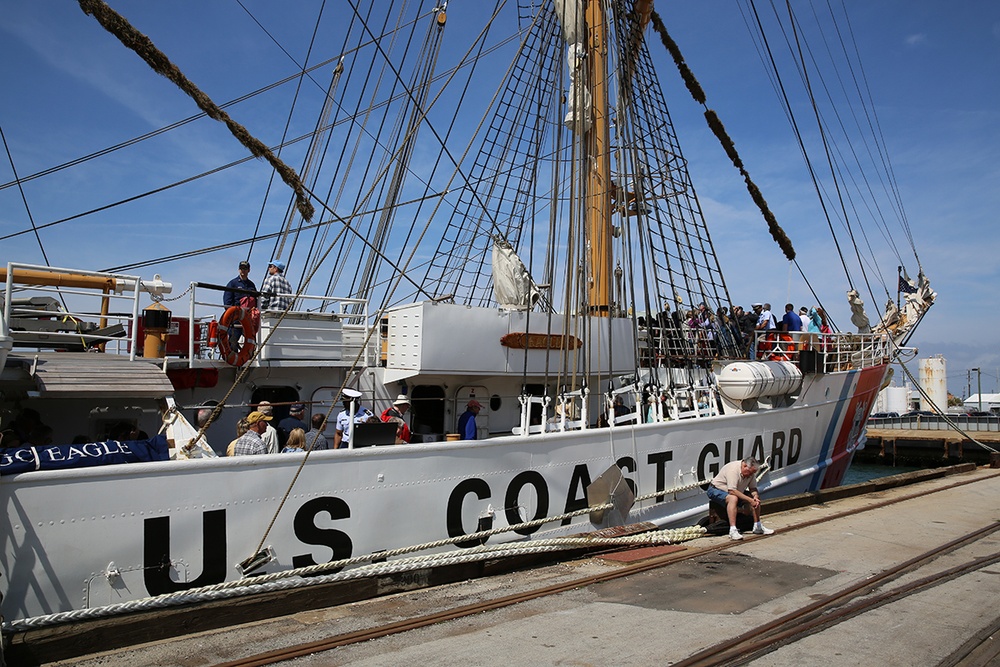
<box><xmin>3</xmin><ymin>526</ymin><xmax>707</xmax><ymax>632</ymax></box>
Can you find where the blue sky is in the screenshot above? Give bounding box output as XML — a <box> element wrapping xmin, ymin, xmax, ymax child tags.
<box><xmin>1</xmin><ymin>1</ymin><xmax>998</xmax><ymax>398</ymax></box>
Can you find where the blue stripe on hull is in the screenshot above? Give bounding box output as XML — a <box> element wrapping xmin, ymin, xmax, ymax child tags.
<box><xmin>809</xmin><ymin>370</ymin><xmax>857</xmax><ymax>491</ymax></box>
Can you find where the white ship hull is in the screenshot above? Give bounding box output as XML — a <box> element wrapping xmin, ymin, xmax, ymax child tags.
<box><xmin>1</xmin><ymin>362</ymin><xmax>885</xmax><ymax>622</ymax></box>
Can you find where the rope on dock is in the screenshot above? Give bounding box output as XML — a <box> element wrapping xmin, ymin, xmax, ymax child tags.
<box><xmin>3</xmin><ymin>526</ymin><xmax>706</xmax><ymax>632</ymax></box>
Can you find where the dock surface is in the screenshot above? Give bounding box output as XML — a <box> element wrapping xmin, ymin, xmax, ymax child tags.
<box><xmin>33</xmin><ymin>466</ymin><xmax>1000</xmax><ymax>666</ymax></box>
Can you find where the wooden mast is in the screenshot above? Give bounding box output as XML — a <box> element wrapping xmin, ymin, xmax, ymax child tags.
<box><xmin>585</xmin><ymin>0</ymin><xmax>613</xmax><ymax>316</ymax></box>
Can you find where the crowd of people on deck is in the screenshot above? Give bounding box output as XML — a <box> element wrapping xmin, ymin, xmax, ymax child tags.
<box><xmin>225</xmin><ymin>392</ymin><xmax>417</xmax><ymax>456</ymax></box>
<box><xmin>642</xmin><ymin>299</ymin><xmax>833</xmax><ymax>361</ymax></box>
<box><xmin>220</xmin><ymin>391</ymin><xmax>498</xmax><ymax>455</ymax></box>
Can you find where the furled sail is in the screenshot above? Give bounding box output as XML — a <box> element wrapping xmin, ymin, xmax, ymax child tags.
<box><xmin>491</xmin><ymin>237</ymin><xmax>541</xmax><ymax>310</ymax></box>
<box><xmin>847</xmin><ymin>289</ymin><xmax>872</xmax><ymax>333</ymax></box>
<box><xmin>553</xmin><ymin>0</ymin><xmax>591</xmax><ymax>133</ymax></box>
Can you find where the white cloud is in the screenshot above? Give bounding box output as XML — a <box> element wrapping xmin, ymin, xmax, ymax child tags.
<box><xmin>905</xmin><ymin>33</ymin><xmax>926</xmax><ymax>47</ymax></box>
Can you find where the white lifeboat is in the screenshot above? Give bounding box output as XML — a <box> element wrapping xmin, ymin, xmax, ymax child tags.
<box><xmin>717</xmin><ymin>361</ymin><xmax>802</xmax><ymax>402</ymax></box>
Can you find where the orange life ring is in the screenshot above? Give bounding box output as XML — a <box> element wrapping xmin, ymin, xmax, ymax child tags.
<box><xmin>218</xmin><ymin>306</ymin><xmax>257</xmax><ymax>366</ymax></box>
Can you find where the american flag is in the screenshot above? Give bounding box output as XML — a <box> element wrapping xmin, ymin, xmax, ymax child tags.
<box><xmin>898</xmin><ymin>275</ymin><xmax>918</xmax><ymax>294</ymax></box>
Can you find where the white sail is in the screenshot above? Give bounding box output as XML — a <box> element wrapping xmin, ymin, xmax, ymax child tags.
<box><xmin>553</xmin><ymin>0</ymin><xmax>591</xmax><ymax>133</ymax></box>
<box><xmin>491</xmin><ymin>238</ymin><xmax>541</xmax><ymax>310</ymax></box>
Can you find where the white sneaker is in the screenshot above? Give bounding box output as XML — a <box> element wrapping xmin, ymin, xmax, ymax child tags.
<box><xmin>729</xmin><ymin>527</ymin><xmax>743</xmax><ymax>540</ymax></box>
<box><xmin>753</xmin><ymin>524</ymin><xmax>775</xmax><ymax>535</ymax></box>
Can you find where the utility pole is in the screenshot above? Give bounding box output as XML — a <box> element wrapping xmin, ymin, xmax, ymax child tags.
<box><xmin>972</xmin><ymin>367</ymin><xmax>982</xmax><ymax>412</ymax></box>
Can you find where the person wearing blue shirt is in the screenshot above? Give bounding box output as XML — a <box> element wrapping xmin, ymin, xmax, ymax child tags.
<box><xmin>276</xmin><ymin>403</ymin><xmax>308</xmax><ymax>448</ymax></box>
<box><xmin>457</xmin><ymin>399</ymin><xmax>482</xmax><ymax>440</ymax></box>
<box><xmin>781</xmin><ymin>303</ymin><xmax>803</xmax><ymax>332</ymax></box>
<box><xmin>223</xmin><ymin>261</ymin><xmax>258</xmax><ymax>308</ymax></box>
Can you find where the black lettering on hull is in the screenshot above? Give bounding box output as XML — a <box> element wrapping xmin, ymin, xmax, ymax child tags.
<box><xmin>562</xmin><ymin>464</ymin><xmax>592</xmax><ymax>526</ymax></box>
<box><xmin>616</xmin><ymin>456</ymin><xmax>637</xmax><ymax>497</ymax></box>
<box><xmin>697</xmin><ymin>444</ymin><xmax>720</xmax><ymax>490</ymax></box>
<box><xmin>505</xmin><ymin>471</ymin><xmax>549</xmax><ymax>536</ymax></box>
<box><xmin>788</xmin><ymin>428</ymin><xmax>801</xmax><ymax>464</ymax></box>
<box><xmin>447</xmin><ymin>478</ymin><xmax>492</xmax><ymax>548</ymax></box>
<box><xmin>647</xmin><ymin>451</ymin><xmax>674</xmax><ymax>500</ymax></box>
<box><xmin>144</xmin><ymin>509</ymin><xmax>227</xmax><ymax>596</ymax></box>
<box><xmin>292</xmin><ymin>497</ymin><xmax>354</xmax><ymax>574</ymax></box>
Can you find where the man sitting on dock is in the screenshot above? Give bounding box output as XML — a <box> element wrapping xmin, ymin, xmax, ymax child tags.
<box><xmin>706</xmin><ymin>457</ymin><xmax>775</xmax><ymax>540</ymax></box>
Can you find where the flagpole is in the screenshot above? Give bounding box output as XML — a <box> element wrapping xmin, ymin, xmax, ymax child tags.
<box><xmin>897</xmin><ymin>265</ymin><xmax>902</xmax><ymax>311</ymax></box>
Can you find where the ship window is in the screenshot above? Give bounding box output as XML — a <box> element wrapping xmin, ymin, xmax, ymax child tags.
<box><xmin>251</xmin><ymin>386</ymin><xmax>300</xmax><ymax>423</ymax></box>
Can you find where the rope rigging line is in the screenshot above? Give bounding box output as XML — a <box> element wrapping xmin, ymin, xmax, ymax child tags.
<box><xmin>822</xmin><ymin>0</ymin><xmax>919</xmax><ymax>263</ymax></box>
<box><xmin>648</xmin><ymin>9</ymin><xmax>795</xmax><ymax>263</ymax></box>
<box><xmin>77</xmin><ymin>0</ymin><xmax>315</xmax><ymax>221</ymax></box>
<box><xmin>418</xmin><ymin>0</ymin><xmax>553</xmax><ymax>303</ymax></box>
<box><xmin>0</xmin><ymin>125</ymin><xmax>53</xmax><ymax>270</ymax></box>
<box><xmin>743</xmin><ymin>0</ymin><xmax>921</xmax><ymax>318</ymax></box>
<box><xmin>239</xmin><ymin>0</ymin><xmax>332</xmax><ymax>266</ymax></box>
<box><xmin>777</xmin><ymin>0</ymin><xmax>881</xmax><ymax>318</ymax></box>
<box><xmin>895</xmin><ymin>360</ymin><xmax>998</xmax><ymax>455</ymax></box>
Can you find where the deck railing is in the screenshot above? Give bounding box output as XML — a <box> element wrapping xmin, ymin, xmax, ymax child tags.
<box><xmin>0</xmin><ymin>263</ymin><xmax>377</xmax><ymax>367</ymax></box>
<box><xmin>1</xmin><ymin>262</ymin><xmax>162</xmax><ymax>360</ymax></box>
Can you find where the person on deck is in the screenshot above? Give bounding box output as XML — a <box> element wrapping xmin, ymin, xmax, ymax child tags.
<box><xmin>781</xmin><ymin>303</ymin><xmax>803</xmax><ymax>333</ymax></box>
<box><xmin>259</xmin><ymin>260</ymin><xmax>293</xmax><ymax>311</ymax></box>
<box><xmin>334</xmin><ymin>389</ymin><xmax>373</xmax><ymax>449</ymax></box>
<box><xmin>706</xmin><ymin>457</ymin><xmax>775</xmax><ymax>540</ymax></box>
<box><xmin>754</xmin><ymin>303</ymin><xmax>777</xmax><ymax>332</ymax></box>
<box><xmin>304</xmin><ymin>413</ymin><xmax>330</xmax><ymax>450</ymax></box>
<box><xmin>226</xmin><ymin>418</ymin><xmax>250</xmax><ymax>456</ymax></box>
<box><xmin>232</xmin><ymin>411</ymin><xmax>272</xmax><ymax>456</ymax></box>
<box><xmin>223</xmin><ymin>260</ymin><xmax>258</xmax><ymax>309</ymax></box>
<box><xmin>457</xmin><ymin>399</ymin><xmax>482</xmax><ymax>440</ymax></box>
<box><xmin>277</xmin><ymin>403</ymin><xmax>308</xmax><ymax>448</ymax></box>
<box><xmin>752</xmin><ymin>303</ymin><xmax>777</xmax><ymax>359</ymax></box>
<box><xmin>256</xmin><ymin>401</ymin><xmax>280</xmax><ymax>454</ymax></box>
<box><xmin>281</xmin><ymin>428</ymin><xmax>307</xmax><ymax>453</ymax></box>
<box><xmin>381</xmin><ymin>395</ymin><xmax>412</xmax><ymax>443</ymax></box>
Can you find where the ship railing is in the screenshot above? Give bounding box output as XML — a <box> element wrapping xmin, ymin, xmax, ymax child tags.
<box><xmin>184</xmin><ymin>283</ymin><xmax>374</xmax><ymax>367</ymax></box>
<box><xmin>0</xmin><ymin>262</ymin><xmax>169</xmax><ymax>360</ymax></box>
<box><xmin>751</xmin><ymin>330</ymin><xmax>893</xmax><ymax>371</ymax></box>
<box><xmin>637</xmin><ymin>322</ymin><xmax>744</xmax><ymax>366</ymax></box>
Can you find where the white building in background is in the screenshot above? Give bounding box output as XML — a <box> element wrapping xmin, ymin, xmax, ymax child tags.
<box><xmin>963</xmin><ymin>394</ymin><xmax>1000</xmax><ymax>414</ymax></box>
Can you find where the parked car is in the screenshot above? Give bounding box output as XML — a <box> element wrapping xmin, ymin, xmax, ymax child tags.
<box><xmin>964</xmin><ymin>411</ymin><xmax>991</xmax><ymax>417</ymax></box>
<box><xmin>869</xmin><ymin>412</ymin><xmax>898</xmax><ymax>419</ymax></box>
<box><xmin>902</xmin><ymin>410</ymin><xmax>935</xmax><ymax>417</ymax></box>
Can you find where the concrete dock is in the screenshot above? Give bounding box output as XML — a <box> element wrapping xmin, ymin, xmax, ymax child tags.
<box><xmin>30</xmin><ymin>465</ymin><xmax>1000</xmax><ymax>666</ymax></box>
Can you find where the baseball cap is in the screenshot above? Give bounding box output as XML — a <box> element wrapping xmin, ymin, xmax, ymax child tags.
<box><xmin>269</xmin><ymin>260</ymin><xmax>286</xmax><ymax>272</ymax></box>
<box><xmin>290</xmin><ymin>403</ymin><xmax>305</xmax><ymax>413</ymax></box>
<box><xmin>393</xmin><ymin>395</ymin><xmax>411</xmax><ymax>406</ymax></box>
<box><xmin>246</xmin><ymin>411</ymin><xmax>272</xmax><ymax>424</ymax></box>
<box><xmin>467</xmin><ymin>399</ymin><xmax>482</xmax><ymax>409</ymax></box>
<box><xmin>257</xmin><ymin>400</ymin><xmax>273</xmax><ymax>416</ymax></box>
<box><xmin>239</xmin><ymin>261</ymin><xmax>250</xmax><ymax>270</ymax></box>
